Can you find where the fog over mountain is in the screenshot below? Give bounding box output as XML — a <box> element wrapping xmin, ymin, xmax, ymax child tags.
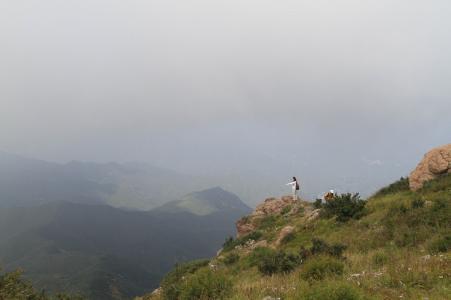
<box><xmin>0</xmin><ymin>188</ymin><xmax>251</xmax><ymax>299</ymax></box>
<box><xmin>1</xmin><ymin>0</ymin><xmax>450</xmax><ymax>204</ymax></box>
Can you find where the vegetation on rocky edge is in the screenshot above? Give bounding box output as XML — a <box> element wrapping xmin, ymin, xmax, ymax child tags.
<box><xmin>141</xmin><ymin>173</ymin><xmax>451</xmax><ymax>300</ymax></box>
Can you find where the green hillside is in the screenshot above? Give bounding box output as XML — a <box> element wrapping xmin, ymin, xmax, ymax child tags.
<box><xmin>0</xmin><ymin>152</ymin><xmax>207</xmax><ymax>211</ymax></box>
<box><xmin>143</xmin><ymin>174</ymin><xmax>451</xmax><ymax>300</ymax></box>
<box><xmin>0</xmin><ymin>188</ymin><xmax>250</xmax><ymax>299</ymax></box>
<box><xmin>154</xmin><ymin>187</ymin><xmax>251</xmax><ymax>216</ymax></box>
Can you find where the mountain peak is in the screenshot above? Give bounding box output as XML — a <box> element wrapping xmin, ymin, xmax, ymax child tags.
<box><xmin>154</xmin><ymin>187</ymin><xmax>251</xmax><ymax>216</ymax></box>
<box><xmin>200</xmin><ymin>186</ymin><xmax>227</xmax><ymax>193</ymax></box>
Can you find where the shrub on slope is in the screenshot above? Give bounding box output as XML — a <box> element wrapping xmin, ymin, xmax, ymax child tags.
<box><xmin>0</xmin><ymin>269</ymin><xmax>82</xmax><ymax>300</ymax></box>
<box><xmin>179</xmin><ymin>269</ymin><xmax>232</xmax><ymax>300</ymax></box>
<box><xmin>300</xmin><ymin>256</ymin><xmax>344</xmax><ymax>281</ymax></box>
<box><xmin>257</xmin><ymin>249</ymin><xmax>299</xmax><ymax>275</ymax></box>
<box><xmin>373</xmin><ymin>177</ymin><xmax>409</xmax><ymax>197</ymax></box>
<box><xmin>321</xmin><ymin>193</ymin><xmax>367</xmax><ymax>222</ymax></box>
<box><xmin>160</xmin><ymin>259</ymin><xmax>209</xmax><ymax>300</ymax></box>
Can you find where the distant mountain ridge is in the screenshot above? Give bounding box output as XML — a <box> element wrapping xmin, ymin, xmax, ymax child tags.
<box><xmin>154</xmin><ymin>187</ymin><xmax>251</xmax><ymax>216</ymax></box>
<box><xmin>0</xmin><ymin>187</ymin><xmax>251</xmax><ymax>299</ymax></box>
<box><xmin>0</xmin><ymin>151</ymin><xmax>208</xmax><ymax>210</ymax></box>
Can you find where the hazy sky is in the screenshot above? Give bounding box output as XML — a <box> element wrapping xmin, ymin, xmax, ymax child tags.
<box><xmin>1</xmin><ymin>0</ymin><xmax>450</xmax><ymax>199</ymax></box>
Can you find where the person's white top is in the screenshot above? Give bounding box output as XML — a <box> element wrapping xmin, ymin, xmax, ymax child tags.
<box><xmin>286</xmin><ymin>181</ymin><xmax>297</xmax><ymax>192</ymax></box>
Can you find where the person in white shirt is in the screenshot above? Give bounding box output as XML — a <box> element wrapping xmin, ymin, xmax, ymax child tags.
<box><xmin>286</xmin><ymin>176</ymin><xmax>300</xmax><ymax>201</ymax></box>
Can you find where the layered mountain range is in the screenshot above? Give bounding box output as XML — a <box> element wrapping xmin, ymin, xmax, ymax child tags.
<box><xmin>0</xmin><ymin>152</ymin><xmax>251</xmax><ymax>299</ymax></box>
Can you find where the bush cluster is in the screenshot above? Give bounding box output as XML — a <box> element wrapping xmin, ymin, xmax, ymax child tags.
<box><xmin>411</xmin><ymin>197</ymin><xmax>425</xmax><ymax>209</ymax></box>
<box><xmin>373</xmin><ymin>177</ymin><xmax>409</xmax><ymax>197</ymax></box>
<box><xmin>428</xmin><ymin>235</ymin><xmax>451</xmax><ymax>254</ymax></box>
<box><xmin>280</xmin><ymin>231</ymin><xmax>296</xmax><ymax>245</ymax></box>
<box><xmin>321</xmin><ymin>193</ymin><xmax>366</xmax><ymax>222</ymax></box>
<box><xmin>300</xmin><ymin>256</ymin><xmax>344</xmax><ymax>281</ymax></box>
<box><xmin>160</xmin><ymin>259</ymin><xmax>209</xmax><ymax>300</ymax></box>
<box><xmin>161</xmin><ymin>260</ymin><xmax>232</xmax><ymax>300</ymax></box>
<box><xmin>383</xmin><ymin>196</ymin><xmax>450</xmax><ymax>248</ymax></box>
<box><xmin>0</xmin><ymin>269</ymin><xmax>45</xmax><ymax>300</ymax></box>
<box><xmin>256</xmin><ymin>248</ymin><xmax>300</xmax><ymax>276</ymax></box>
<box><xmin>252</xmin><ymin>238</ymin><xmax>348</xmax><ymax>276</ymax></box>
<box><xmin>222</xmin><ymin>237</ymin><xmax>235</xmax><ymax>251</ymax></box>
<box><xmin>246</xmin><ymin>247</ymin><xmax>274</xmax><ymax>267</ymax></box>
<box><xmin>222</xmin><ymin>253</ymin><xmax>240</xmax><ymax>265</ymax></box>
<box><xmin>420</xmin><ymin>173</ymin><xmax>451</xmax><ymax>192</ymax></box>
<box><xmin>313</xmin><ymin>199</ymin><xmax>323</xmax><ymax>209</ymax></box>
<box><xmin>429</xmin><ymin>198</ymin><xmax>450</xmax><ymax>228</ymax></box>
<box><xmin>301</xmin><ymin>239</ymin><xmax>347</xmax><ymax>259</ymax></box>
<box><xmin>371</xmin><ymin>252</ymin><xmax>388</xmax><ymax>267</ymax></box>
<box><xmin>179</xmin><ymin>269</ymin><xmax>232</xmax><ymax>300</ymax></box>
<box><xmin>0</xmin><ymin>269</ymin><xmax>82</xmax><ymax>300</ymax></box>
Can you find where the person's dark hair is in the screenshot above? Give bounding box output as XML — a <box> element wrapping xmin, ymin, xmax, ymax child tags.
<box><xmin>293</xmin><ymin>176</ymin><xmax>297</xmax><ymax>181</ymax></box>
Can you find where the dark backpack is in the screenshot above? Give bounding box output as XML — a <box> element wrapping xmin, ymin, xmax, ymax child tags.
<box><xmin>296</xmin><ymin>182</ymin><xmax>300</xmax><ymax>190</ymax></box>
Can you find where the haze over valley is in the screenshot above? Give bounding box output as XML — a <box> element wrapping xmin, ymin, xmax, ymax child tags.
<box><xmin>1</xmin><ymin>0</ymin><xmax>450</xmax><ymax>299</ymax></box>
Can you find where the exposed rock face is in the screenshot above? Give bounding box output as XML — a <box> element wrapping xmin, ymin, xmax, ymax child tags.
<box><xmin>236</xmin><ymin>217</ymin><xmax>257</xmax><ymax>238</ymax></box>
<box><xmin>236</xmin><ymin>196</ymin><xmax>298</xmax><ymax>238</ymax></box>
<box><xmin>305</xmin><ymin>208</ymin><xmax>321</xmax><ymax>222</ymax></box>
<box><xmin>275</xmin><ymin>225</ymin><xmax>295</xmax><ymax>246</ymax></box>
<box><xmin>254</xmin><ymin>196</ymin><xmax>297</xmax><ymax>216</ymax></box>
<box><xmin>409</xmin><ymin>144</ymin><xmax>451</xmax><ymax>191</ymax></box>
<box><xmin>252</xmin><ymin>239</ymin><xmax>268</xmax><ymax>249</ymax></box>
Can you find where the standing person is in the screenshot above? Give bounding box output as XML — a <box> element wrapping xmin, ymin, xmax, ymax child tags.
<box><xmin>286</xmin><ymin>177</ymin><xmax>300</xmax><ymax>201</ymax></box>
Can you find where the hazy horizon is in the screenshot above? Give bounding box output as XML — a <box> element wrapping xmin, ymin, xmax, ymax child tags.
<box><xmin>1</xmin><ymin>0</ymin><xmax>450</xmax><ymax>201</ymax></box>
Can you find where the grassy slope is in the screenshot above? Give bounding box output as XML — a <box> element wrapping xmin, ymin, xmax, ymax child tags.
<box><xmin>143</xmin><ymin>174</ymin><xmax>451</xmax><ymax>300</ymax></box>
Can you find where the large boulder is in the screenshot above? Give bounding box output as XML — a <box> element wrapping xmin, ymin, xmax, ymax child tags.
<box><xmin>409</xmin><ymin>144</ymin><xmax>451</xmax><ymax>191</ymax></box>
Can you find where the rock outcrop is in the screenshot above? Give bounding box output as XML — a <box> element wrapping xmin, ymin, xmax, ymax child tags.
<box><xmin>236</xmin><ymin>196</ymin><xmax>298</xmax><ymax>238</ymax></box>
<box><xmin>253</xmin><ymin>196</ymin><xmax>297</xmax><ymax>216</ymax></box>
<box><xmin>409</xmin><ymin>144</ymin><xmax>451</xmax><ymax>191</ymax></box>
<box><xmin>274</xmin><ymin>225</ymin><xmax>295</xmax><ymax>246</ymax></box>
<box><xmin>236</xmin><ymin>217</ymin><xmax>258</xmax><ymax>238</ymax></box>
<box><xmin>236</xmin><ymin>196</ymin><xmax>303</xmax><ymax>238</ymax></box>
<box><xmin>305</xmin><ymin>208</ymin><xmax>321</xmax><ymax>222</ymax></box>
